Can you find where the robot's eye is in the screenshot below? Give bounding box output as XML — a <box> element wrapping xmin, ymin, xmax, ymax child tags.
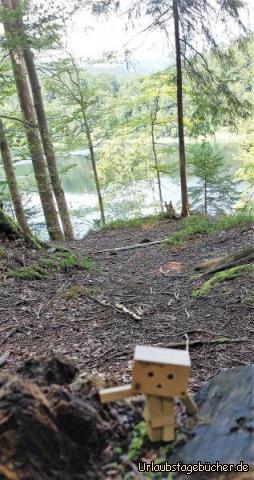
<box><xmin>157</xmin><ymin>384</ymin><xmax>162</xmax><ymax>388</ymax></box>
<box><xmin>168</xmin><ymin>374</ymin><xmax>174</xmax><ymax>380</ymax></box>
<box><xmin>148</xmin><ymin>372</ymin><xmax>154</xmax><ymax>377</ymax></box>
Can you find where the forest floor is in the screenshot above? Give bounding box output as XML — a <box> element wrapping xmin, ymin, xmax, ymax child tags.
<box><xmin>0</xmin><ymin>216</ymin><xmax>254</xmax><ymax>389</ymax></box>
<box><xmin>0</xmin><ymin>216</ymin><xmax>254</xmax><ymax>479</ymax></box>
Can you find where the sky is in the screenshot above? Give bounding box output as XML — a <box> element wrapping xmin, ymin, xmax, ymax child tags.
<box><xmin>65</xmin><ymin>0</ymin><xmax>254</xmax><ymax>67</ymax></box>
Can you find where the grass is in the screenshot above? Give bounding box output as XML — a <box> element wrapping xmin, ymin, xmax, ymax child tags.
<box><xmin>59</xmin><ymin>254</ymin><xmax>78</xmax><ymax>270</ymax></box>
<box><xmin>80</xmin><ymin>256</ymin><xmax>95</xmax><ymax>270</ymax></box>
<box><xmin>167</xmin><ymin>212</ymin><xmax>253</xmax><ymax>246</ymax></box>
<box><xmin>192</xmin><ymin>263</ymin><xmax>254</xmax><ymax>298</ymax></box>
<box><xmin>101</xmin><ymin>213</ymin><xmax>167</xmax><ymax>231</ymax></box>
<box><xmin>60</xmin><ymin>286</ymin><xmax>100</xmax><ymax>299</ymax></box>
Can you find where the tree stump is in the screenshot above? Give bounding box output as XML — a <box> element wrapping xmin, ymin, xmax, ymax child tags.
<box><xmin>169</xmin><ymin>365</ymin><xmax>254</xmax><ymax>465</ymax></box>
<box><xmin>0</xmin><ymin>355</ymin><xmax>142</xmax><ymax>480</ymax></box>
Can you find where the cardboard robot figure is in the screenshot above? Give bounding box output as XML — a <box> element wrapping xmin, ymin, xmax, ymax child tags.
<box><xmin>100</xmin><ymin>345</ymin><xmax>197</xmax><ymax>442</ymax></box>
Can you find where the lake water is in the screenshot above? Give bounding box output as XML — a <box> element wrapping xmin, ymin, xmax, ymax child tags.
<box><xmin>0</xmin><ymin>134</ymin><xmax>244</xmax><ymax>239</ymax></box>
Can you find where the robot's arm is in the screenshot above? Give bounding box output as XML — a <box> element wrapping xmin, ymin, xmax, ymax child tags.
<box><xmin>100</xmin><ymin>384</ymin><xmax>135</xmax><ymax>404</ymax></box>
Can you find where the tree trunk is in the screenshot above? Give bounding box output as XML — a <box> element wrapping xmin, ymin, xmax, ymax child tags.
<box><xmin>173</xmin><ymin>0</ymin><xmax>189</xmax><ymax>217</ymax></box>
<box><xmin>151</xmin><ymin>121</ymin><xmax>164</xmax><ymax>213</ymax></box>
<box><xmin>1</xmin><ymin>0</ymin><xmax>63</xmax><ymax>241</ymax></box>
<box><xmin>169</xmin><ymin>365</ymin><xmax>254</xmax><ymax>465</ymax></box>
<box><xmin>10</xmin><ymin>0</ymin><xmax>74</xmax><ymax>241</ymax></box>
<box><xmin>82</xmin><ymin>108</ymin><xmax>106</xmax><ymax>226</ymax></box>
<box><xmin>0</xmin><ymin>118</ymin><xmax>30</xmax><ymax>234</ymax></box>
<box><xmin>23</xmin><ymin>49</ymin><xmax>74</xmax><ymax>240</ymax></box>
<box><xmin>204</xmin><ymin>179</ymin><xmax>207</xmax><ymax>214</ymax></box>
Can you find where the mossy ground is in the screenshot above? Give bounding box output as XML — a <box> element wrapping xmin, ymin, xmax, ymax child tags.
<box><xmin>7</xmin><ymin>251</ymin><xmax>95</xmax><ymax>280</ymax></box>
<box><xmin>60</xmin><ymin>285</ymin><xmax>100</xmax><ymax>299</ymax></box>
<box><xmin>192</xmin><ymin>263</ymin><xmax>254</xmax><ymax>298</ymax></box>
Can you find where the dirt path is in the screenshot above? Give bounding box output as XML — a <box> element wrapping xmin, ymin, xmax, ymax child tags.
<box><xmin>0</xmin><ymin>218</ymin><xmax>253</xmax><ymax>391</ymax></box>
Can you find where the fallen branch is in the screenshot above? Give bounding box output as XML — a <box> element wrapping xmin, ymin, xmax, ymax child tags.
<box><xmin>0</xmin><ymin>350</ymin><xmax>10</xmax><ymax>367</ymax></box>
<box><xmin>93</xmin><ymin>239</ymin><xmax>167</xmax><ymax>254</ymax></box>
<box><xmin>88</xmin><ymin>296</ymin><xmax>142</xmax><ymax>321</ymax></box>
<box><xmin>166</xmin><ymin>337</ymin><xmax>254</xmax><ymax>349</ymax></box>
<box><xmin>115</xmin><ymin>303</ymin><xmax>141</xmax><ymax>321</ymax></box>
<box><xmin>0</xmin><ymin>326</ymin><xmax>20</xmax><ymax>346</ymax></box>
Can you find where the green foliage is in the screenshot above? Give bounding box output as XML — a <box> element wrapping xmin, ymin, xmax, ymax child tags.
<box><xmin>188</xmin><ymin>141</ymin><xmax>240</xmax><ymax>214</ymax></box>
<box><xmin>235</xmin><ymin>139</ymin><xmax>254</xmax><ymax>209</ymax></box>
<box><xmin>58</xmin><ymin>253</ymin><xmax>78</xmax><ymax>270</ymax></box>
<box><xmin>167</xmin><ymin>212</ymin><xmax>254</xmax><ymax>246</ymax></box>
<box><xmin>80</xmin><ymin>256</ymin><xmax>94</xmax><ymax>270</ymax></box>
<box><xmin>102</xmin><ymin>213</ymin><xmax>166</xmax><ymax>230</ymax></box>
<box><xmin>192</xmin><ymin>264</ymin><xmax>254</xmax><ymax>298</ymax></box>
<box><xmin>127</xmin><ymin>421</ymin><xmax>147</xmax><ymax>460</ymax></box>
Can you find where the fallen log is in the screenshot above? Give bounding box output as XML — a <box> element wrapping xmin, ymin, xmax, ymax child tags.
<box><xmin>169</xmin><ymin>364</ymin><xmax>254</xmax><ymax>467</ymax></box>
<box><xmin>196</xmin><ymin>246</ymin><xmax>254</xmax><ymax>274</ymax></box>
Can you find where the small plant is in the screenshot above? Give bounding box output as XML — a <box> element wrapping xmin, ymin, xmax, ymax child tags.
<box><xmin>0</xmin><ymin>247</ymin><xmax>6</xmax><ymax>256</ymax></box>
<box><xmin>60</xmin><ymin>286</ymin><xmax>100</xmax><ymax>299</ymax></box>
<box><xmin>80</xmin><ymin>256</ymin><xmax>93</xmax><ymax>270</ymax></box>
<box><xmin>127</xmin><ymin>421</ymin><xmax>147</xmax><ymax>461</ymax></box>
<box><xmin>59</xmin><ymin>254</ymin><xmax>78</xmax><ymax>270</ymax></box>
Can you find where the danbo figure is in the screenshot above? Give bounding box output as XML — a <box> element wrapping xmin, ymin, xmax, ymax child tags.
<box><xmin>100</xmin><ymin>345</ymin><xmax>197</xmax><ymax>442</ymax></box>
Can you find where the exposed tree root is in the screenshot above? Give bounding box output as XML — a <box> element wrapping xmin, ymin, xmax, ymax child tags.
<box><xmin>166</xmin><ymin>337</ymin><xmax>254</xmax><ymax>349</ymax></box>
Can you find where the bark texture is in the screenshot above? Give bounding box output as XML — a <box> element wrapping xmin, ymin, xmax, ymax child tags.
<box><xmin>0</xmin><ymin>119</ymin><xmax>30</xmax><ymax>234</ymax></box>
<box><xmin>1</xmin><ymin>0</ymin><xmax>63</xmax><ymax>241</ymax></box>
<box><xmin>10</xmin><ymin>0</ymin><xmax>74</xmax><ymax>240</ymax></box>
<box><xmin>82</xmin><ymin>107</ymin><xmax>106</xmax><ymax>226</ymax></box>
<box><xmin>169</xmin><ymin>365</ymin><xmax>254</xmax><ymax>466</ymax></box>
<box><xmin>23</xmin><ymin>50</ymin><xmax>74</xmax><ymax>239</ymax></box>
<box><xmin>173</xmin><ymin>0</ymin><xmax>189</xmax><ymax>217</ymax></box>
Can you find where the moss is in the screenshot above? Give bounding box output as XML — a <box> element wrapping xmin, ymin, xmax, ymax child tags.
<box><xmin>54</xmin><ymin>250</ymin><xmax>75</xmax><ymax>258</ymax></box>
<box><xmin>0</xmin><ymin>247</ymin><xmax>6</xmax><ymax>256</ymax></box>
<box><xmin>8</xmin><ymin>264</ymin><xmax>51</xmax><ymax>280</ymax></box>
<box><xmin>192</xmin><ymin>264</ymin><xmax>254</xmax><ymax>298</ymax></box>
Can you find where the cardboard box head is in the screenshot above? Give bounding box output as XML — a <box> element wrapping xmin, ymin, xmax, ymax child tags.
<box><xmin>132</xmin><ymin>345</ymin><xmax>190</xmax><ymax>397</ymax></box>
